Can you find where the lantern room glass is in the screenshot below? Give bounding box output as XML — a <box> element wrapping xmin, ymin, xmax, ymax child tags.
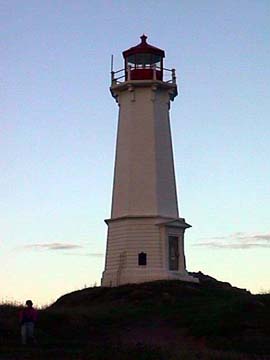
<box><xmin>127</xmin><ymin>53</ymin><xmax>162</xmax><ymax>70</ymax></box>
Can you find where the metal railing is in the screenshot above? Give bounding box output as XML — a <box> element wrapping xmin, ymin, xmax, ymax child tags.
<box><xmin>111</xmin><ymin>65</ymin><xmax>176</xmax><ymax>85</ymax></box>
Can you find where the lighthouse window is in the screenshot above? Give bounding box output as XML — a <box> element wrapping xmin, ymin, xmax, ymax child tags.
<box><xmin>138</xmin><ymin>252</ymin><xmax>147</xmax><ymax>266</ymax></box>
<box><xmin>127</xmin><ymin>54</ymin><xmax>162</xmax><ymax>71</ymax></box>
<box><xmin>152</xmin><ymin>54</ymin><xmax>161</xmax><ymax>69</ymax></box>
<box><xmin>136</xmin><ymin>53</ymin><xmax>152</xmax><ymax>68</ymax></box>
<box><xmin>168</xmin><ymin>236</ymin><xmax>179</xmax><ymax>271</ymax></box>
<box><xmin>127</xmin><ymin>55</ymin><xmax>136</xmax><ymax>68</ymax></box>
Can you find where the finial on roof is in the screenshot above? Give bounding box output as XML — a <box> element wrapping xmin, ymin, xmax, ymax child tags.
<box><xmin>140</xmin><ymin>34</ymin><xmax>147</xmax><ymax>43</ymax></box>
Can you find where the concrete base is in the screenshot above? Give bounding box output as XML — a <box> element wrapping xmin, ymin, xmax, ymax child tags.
<box><xmin>101</xmin><ymin>268</ymin><xmax>199</xmax><ymax>287</ymax></box>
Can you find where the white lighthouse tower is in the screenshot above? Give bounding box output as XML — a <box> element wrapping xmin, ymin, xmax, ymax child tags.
<box><xmin>101</xmin><ymin>35</ymin><xmax>197</xmax><ymax>286</ymax></box>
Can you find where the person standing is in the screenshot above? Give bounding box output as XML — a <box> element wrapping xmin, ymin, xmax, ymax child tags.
<box><xmin>19</xmin><ymin>300</ymin><xmax>38</xmax><ymax>345</ymax></box>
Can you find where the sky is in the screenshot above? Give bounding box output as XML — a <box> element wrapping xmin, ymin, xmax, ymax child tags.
<box><xmin>1</xmin><ymin>0</ymin><xmax>270</xmax><ymax>306</ymax></box>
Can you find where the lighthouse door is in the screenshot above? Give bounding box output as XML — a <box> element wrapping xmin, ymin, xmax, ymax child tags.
<box><xmin>168</xmin><ymin>236</ymin><xmax>179</xmax><ymax>271</ymax></box>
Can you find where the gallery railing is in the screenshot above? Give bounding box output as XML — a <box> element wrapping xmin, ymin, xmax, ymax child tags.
<box><xmin>111</xmin><ymin>65</ymin><xmax>177</xmax><ymax>85</ymax></box>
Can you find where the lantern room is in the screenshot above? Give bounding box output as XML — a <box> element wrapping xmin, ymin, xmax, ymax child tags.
<box><xmin>122</xmin><ymin>35</ymin><xmax>165</xmax><ymax>81</ymax></box>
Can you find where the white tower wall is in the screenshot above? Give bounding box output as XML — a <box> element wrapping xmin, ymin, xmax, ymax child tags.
<box><xmin>111</xmin><ymin>83</ymin><xmax>178</xmax><ymax>219</ymax></box>
<box><xmin>101</xmin><ymin>79</ymin><xmax>197</xmax><ymax>286</ymax></box>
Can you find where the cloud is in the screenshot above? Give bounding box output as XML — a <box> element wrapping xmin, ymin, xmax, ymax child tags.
<box><xmin>20</xmin><ymin>243</ymin><xmax>104</xmax><ymax>257</ymax></box>
<box><xmin>23</xmin><ymin>243</ymin><xmax>83</xmax><ymax>251</ymax></box>
<box><xmin>195</xmin><ymin>232</ymin><xmax>270</xmax><ymax>250</ymax></box>
<box><xmin>63</xmin><ymin>252</ymin><xmax>104</xmax><ymax>257</ymax></box>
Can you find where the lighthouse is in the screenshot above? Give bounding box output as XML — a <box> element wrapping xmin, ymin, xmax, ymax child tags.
<box><xmin>101</xmin><ymin>35</ymin><xmax>197</xmax><ymax>286</ymax></box>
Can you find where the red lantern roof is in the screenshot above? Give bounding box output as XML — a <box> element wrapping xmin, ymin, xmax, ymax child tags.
<box><xmin>123</xmin><ymin>35</ymin><xmax>165</xmax><ymax>58</ymax></box>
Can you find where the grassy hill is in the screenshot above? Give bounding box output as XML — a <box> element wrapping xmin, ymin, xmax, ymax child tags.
<box><xmin>1</xmin><ymin>273</ymin><xmax>270</xmax><ymax>359</ymax></box>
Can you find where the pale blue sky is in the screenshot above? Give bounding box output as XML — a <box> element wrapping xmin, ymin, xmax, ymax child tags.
<box><xmin>1</xmin><ymin>0</ymin><xmax>270</xmax><ymax>305</ymax></box>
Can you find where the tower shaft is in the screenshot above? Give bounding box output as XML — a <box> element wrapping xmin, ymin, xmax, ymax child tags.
<box><xmin>111</xmin><ymin>82</ymin><xmax>178</xmax><ymax>219</ymax></box>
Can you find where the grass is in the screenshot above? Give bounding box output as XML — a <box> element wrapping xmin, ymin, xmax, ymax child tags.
<box><xmin>1</xmin><ymin>276</ymin><xmax>270</xmax><ymax>359</ymax></box>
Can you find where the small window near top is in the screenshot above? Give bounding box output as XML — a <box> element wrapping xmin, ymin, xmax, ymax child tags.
<box><xmin>138</xmin><ymin>252</ymin><xmax>147</xmax><ymax>266</ymax></box>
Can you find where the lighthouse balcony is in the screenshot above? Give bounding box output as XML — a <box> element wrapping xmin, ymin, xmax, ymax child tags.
<box><xmin>111</xmin><ymin>66</ymin><xmax>177</xmax><ymax>86</ymax></box>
